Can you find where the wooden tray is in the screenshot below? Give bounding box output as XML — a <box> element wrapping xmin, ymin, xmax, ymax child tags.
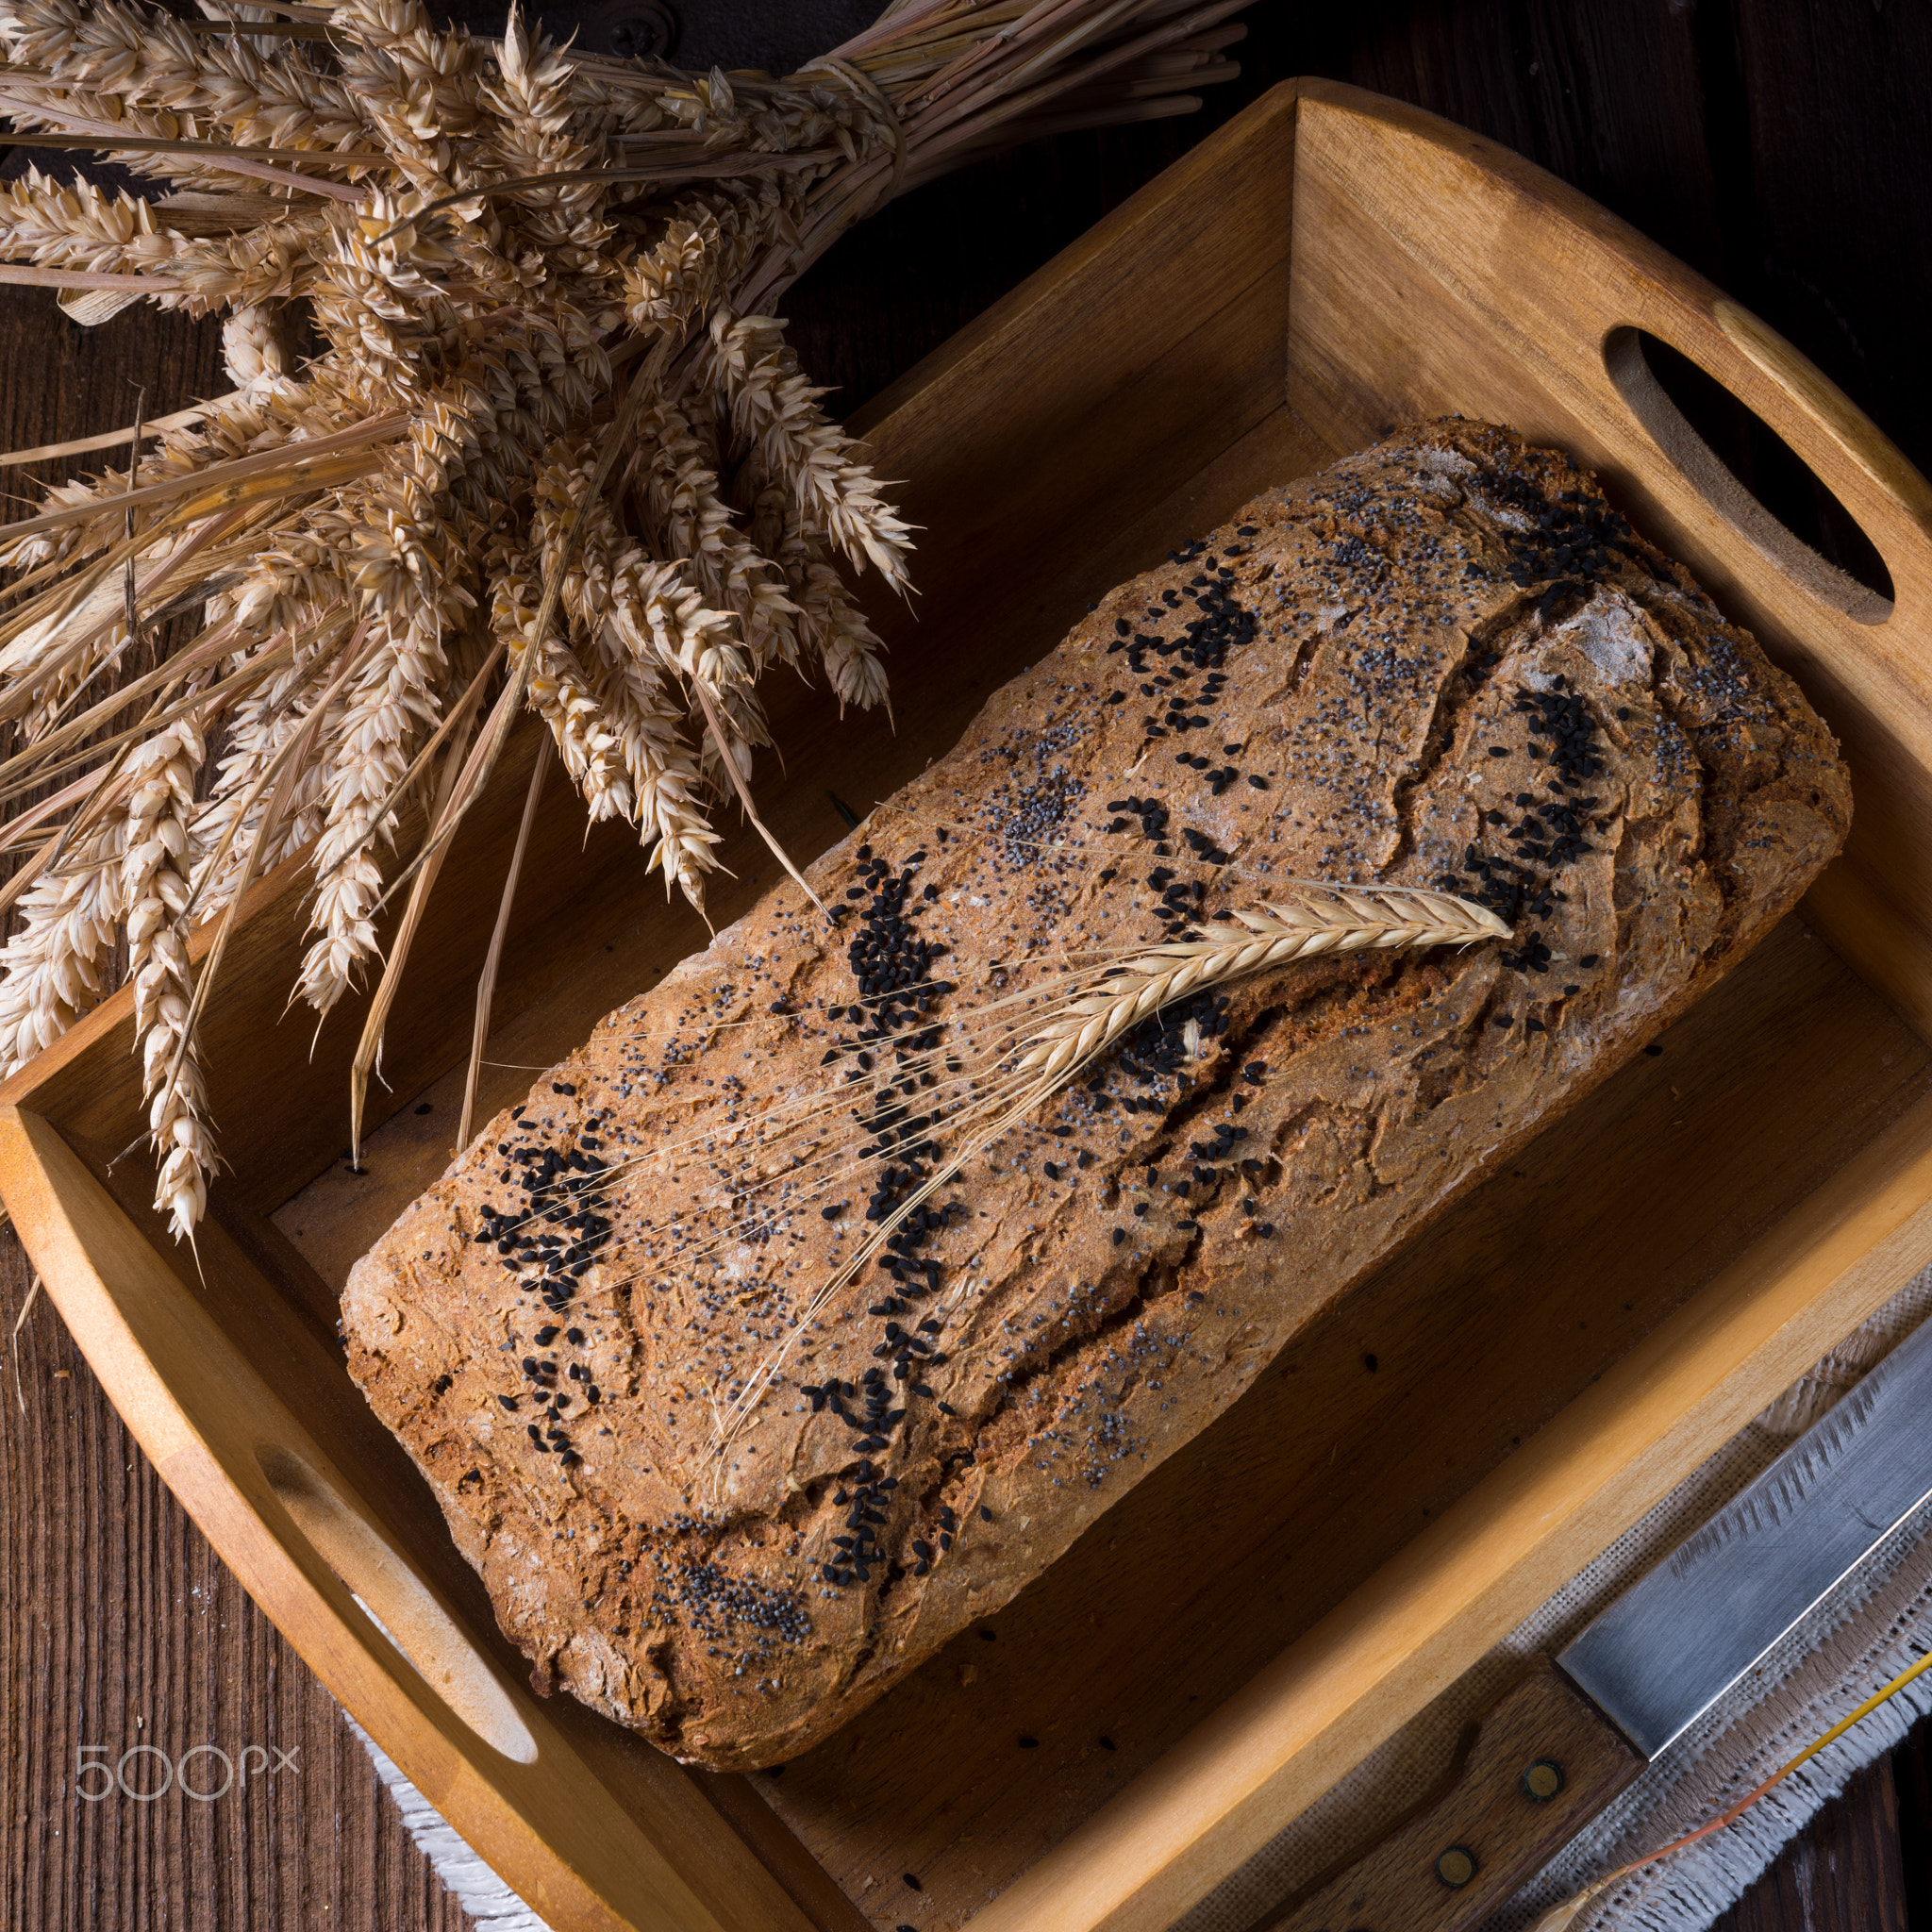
<box><xmin>6</xmin><ymin>77</ymin><xmax>1932</xmax><ymax>1932</ymax></box>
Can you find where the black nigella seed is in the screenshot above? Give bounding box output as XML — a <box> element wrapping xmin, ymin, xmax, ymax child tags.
<box><xmin>1112</xmin><ymin>1228</ymin><xmax>1127</xmax><ymax>1246</ymax></box>
<box><xmin>821</xmin><ymin>1202</ymin><xmax>844</xmax><ymax>1220</ymax></box>
<box><xmin>1580</xmin><ymin>953</ymin><xmax>1601</xmax><ymax>967</ymax></box>
<box><xmin>1643</xmin><ymin>1042</ymin><xmax>1664</xmax><ymax>1057</ymax></box>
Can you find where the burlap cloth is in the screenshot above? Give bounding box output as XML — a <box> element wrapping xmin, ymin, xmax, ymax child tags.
<box><xmin>1174</xmin><ymin>1266</ymin><xmax>1932</xmax><ymax>1932</ymax></box>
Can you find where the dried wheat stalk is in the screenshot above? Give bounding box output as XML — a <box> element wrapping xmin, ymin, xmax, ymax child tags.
<box><xmin>705</xmin><ymin>884</ymin><xmax>1509</xmax><ymax>1446</ymax></box>
<box><xmin>0</xmin><ymin>0</ymin><xmax>1249</xmax><ymax>1240</ymax></box>
<box><xmin>1011</xmin><ymin>887</ymin><xmax>1513</xmax><ymax>1081</ymax></box>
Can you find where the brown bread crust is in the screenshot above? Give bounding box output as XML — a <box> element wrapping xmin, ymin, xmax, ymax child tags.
<box><xmin>342</xmin><ymin>421</ymin><xmax>1850</xmax><ymax>1769</ymax></box>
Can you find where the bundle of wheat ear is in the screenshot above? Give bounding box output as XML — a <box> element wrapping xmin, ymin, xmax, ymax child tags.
<box><xmin>0</xmin><ymin>0</ymin><xmax>1254</xmax><ymax>1241</ymax></box>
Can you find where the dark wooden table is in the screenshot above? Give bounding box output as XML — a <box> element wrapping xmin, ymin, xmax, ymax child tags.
<box><xmin>4</xmin><ymin>3</ymin><xmax>1931</xmax><ymax>1927</ymax></box>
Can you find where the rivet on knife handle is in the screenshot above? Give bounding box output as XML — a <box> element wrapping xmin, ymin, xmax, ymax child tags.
<box><xmin>1253</xmin><ymin>1661</ymin><xmax>1641</xmax><ymax>1932</ymax></box>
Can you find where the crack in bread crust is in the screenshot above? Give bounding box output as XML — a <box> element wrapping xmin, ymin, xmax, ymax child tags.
<box><xmin>341</xmin><ymin>420</ymin><xmax>1852</xmax><ymax>1769</ymax></box>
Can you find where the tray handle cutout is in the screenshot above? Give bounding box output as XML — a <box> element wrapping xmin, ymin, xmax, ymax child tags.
<box><xmin>257</xmin><ymin>1440</ymin><xmax>540</xmax><ymax>1765</ymax></box>
<box><xmin>1602</xmin><ymin>313</ymin><xmax>1906</xmax><ymax>630</ymax></box>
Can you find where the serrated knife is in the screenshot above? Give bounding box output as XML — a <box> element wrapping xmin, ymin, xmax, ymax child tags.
<box><xmin>1255</xmin><ymin>1309</ymin><xmax>1932</xmax><ymax>1932</ymax></box>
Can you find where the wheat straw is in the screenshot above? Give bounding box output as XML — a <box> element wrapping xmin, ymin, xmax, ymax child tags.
<box><xmin>0</xmin><ymin>0</ymin><xmax>1249</xmax><ymax>1240</ymax></box>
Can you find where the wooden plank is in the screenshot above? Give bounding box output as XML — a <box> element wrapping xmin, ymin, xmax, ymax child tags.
<box><xmin>0</xmin><ymin>1227</ymin><xmax>475</xmax><ymax>1932</ymax></box>
<box><xmin>1344</xmin><ymin>0</ymin><xmax>1725</xmax><ymax>284</ymax></box>
<box><xmin>1895</xmin><ymin>1710</ymin><xmax>1932</xmax><ymax>1928</ymax></box>
<box><xmin>1713</xmin><ymin>1757</ymin><xmax>1910</xmax><ymax>1932</ymax></box>
<box><xmin>1730</xmin><ymin>0</ymin><xmax>1932</xmax><ymax>492</ymax></box>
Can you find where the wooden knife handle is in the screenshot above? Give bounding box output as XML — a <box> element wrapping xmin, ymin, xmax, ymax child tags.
<box><xmin>1256</xmin><ymin>1659</ymin><xmax>1643</xmax><ymax>1932</ymax></box>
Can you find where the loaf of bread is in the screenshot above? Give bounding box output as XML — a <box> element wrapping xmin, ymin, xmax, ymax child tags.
<box><xmin>342</xmin><ymin>420</ymin><xmax>1849</xmax><ymax>1770</ymax></box>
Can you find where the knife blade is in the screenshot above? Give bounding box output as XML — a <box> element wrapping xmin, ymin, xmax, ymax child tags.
<box><xmin>1254</xmin><ymin>1311</ymin><xmax>1932</xmax><ymax>1932</ymax></box>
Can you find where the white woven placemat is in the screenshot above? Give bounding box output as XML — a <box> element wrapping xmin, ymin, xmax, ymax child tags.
<box><xmin>1172</xmin><ymin>1265</ymin><xmax>1932</xmax><ymax>1932</ymax></box>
